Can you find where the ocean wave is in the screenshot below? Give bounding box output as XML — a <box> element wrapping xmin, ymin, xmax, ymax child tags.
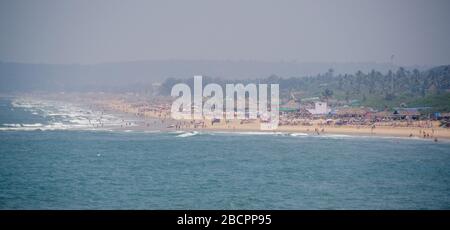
<box><xmin>9</xmin><ymin>97</ymin><xmax>126</xmax><ymax>130</ymax></box>
<box><xmin>2</xmin><ymin>123</ymin><xmax>22</xmax><ymax>127</ymax></box>
<box><xmin>170</xmin><ymin>131</ymin><xmax>185</xmax><ymax>134</ymax></box>
<box><xmin>2</xmin><ymin>123</ymin><xmax>44</xmax><ymax>128</ymax></box>
<box><xmin>177</xmin><ymin>131</ymin><xmax>199</xmax><ymax>137</ymax></box>
<box><xmin>220</xmin><ymin>131</ymin><xmax>286</xmax><ymax>136</ymax></box>
<box><xmin>0</xmin><ymin>127</ymin><xmax>41</xmax><ymax>131</ymax></box>
<box><xmin>22</xmin><ymin>123</ymin><xmax>43</xmax><ymax>127</ymax></box>
<box><xmin>144</xmin><ymin>130</ymin><xmax>161</xmax><ymax>133</ymax></box>
<box><xmin>290</xmin><ymin>132</ymin><xmax>309</xmax><ymax>137</ymax></box>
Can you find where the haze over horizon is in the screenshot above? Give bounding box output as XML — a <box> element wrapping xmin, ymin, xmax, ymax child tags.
<box><xmin>1</xmin><ymin>0</ymin><xmax>450</xmax><ymax>66</ymax></box>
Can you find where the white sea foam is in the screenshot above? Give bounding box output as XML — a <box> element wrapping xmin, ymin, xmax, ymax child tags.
<box><xmin>177</xmin><ymin>131</ymin><xmax>199</xmax><ymax>137</ymax></box>
<box><xmin>171</xmin><ymin>131</ymin><xmax>185</xmax><ymax>134</ymax></box>
<box><xmin>290</xmin><ymin>132</ymin><xmax>309</xmax><ymax>137</ymax></box>
<box><xmin>0</xmin><ymin>127</ymin><xmax>40</xmax><ymax>131</ymax></box>
<box><xmin>22</xmin><ymin>123</ymin><xmax>43</xmax><ymax>127</ymax></box>
<box><xmin>144</xmin><ymin>130</ymin><xmax>161</xmax><ymax>133</ymax></box>
<box><xmin>8</xmin><ymin>97</ymin><xmax>125</xmax><ymax>131</ymax></box>
<box><xmin>2</xmin><ymin>123</ymin><xmax>22</xmax><ymax>127</ymax></box>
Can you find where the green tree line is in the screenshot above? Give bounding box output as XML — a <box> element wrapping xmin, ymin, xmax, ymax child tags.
<box><xmin>160</xmin><ymin>65</ymin><xmax>450</xmax><ymax>111</ymax></box>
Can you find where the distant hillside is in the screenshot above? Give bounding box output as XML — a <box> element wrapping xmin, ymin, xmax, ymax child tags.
<box><xmin>0</xmin><ymin>60</ymin><xmax>415</xmax><ymax>92</ymax></box>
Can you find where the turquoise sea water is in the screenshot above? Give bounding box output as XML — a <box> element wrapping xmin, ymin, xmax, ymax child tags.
<box><xmin>0</xmin><ymin>97</ymin><xmax>450</xmax><ymax>209</ymax></box>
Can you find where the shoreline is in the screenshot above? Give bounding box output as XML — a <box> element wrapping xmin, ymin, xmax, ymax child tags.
<box><xmin>5</xmin><ymin>94</ymin><xmax>450</xmax><ymax>141</ymax></box>
<box><xmin>178</xmin><ymin>126</ymin><xmax>450</xmax><ymax>141</ymax></box>
<box><xmin>88</xmin><ymin>97</ymin><xmax>450</xmax><ymax>141</ymax></box>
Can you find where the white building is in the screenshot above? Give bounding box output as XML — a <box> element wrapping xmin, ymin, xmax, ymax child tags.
<box><xmin>306</xmin><ymin>102</ymin><xmax>330</xmax><ymax>115</ymax></box>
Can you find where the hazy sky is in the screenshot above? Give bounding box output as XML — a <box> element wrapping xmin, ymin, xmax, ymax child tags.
<box><xmin>1</xmin><ymin>0</ymin><xmax>449</xmax><ymax>65</ymax></box>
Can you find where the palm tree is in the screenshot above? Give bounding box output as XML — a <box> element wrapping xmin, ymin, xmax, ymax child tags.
<box><xmin>322</xmin><ymin>88</ymin><xmax>334</xmax><ymax>104</ymax></box>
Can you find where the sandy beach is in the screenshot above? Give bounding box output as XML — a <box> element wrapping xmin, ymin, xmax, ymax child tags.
<box><xmin>86</xmin><ymin>96</ymin><xmax>450</xmax><ymax>140</ymax></box>
<box><xmin>25</xmin><ymin>92</ymin><xmax>449</xmax><ymax>140</ymax></box>
<box><xmin>199</xmin><ymin>119</ymin><xmax>450</xmax><ymax>140</ymax></box>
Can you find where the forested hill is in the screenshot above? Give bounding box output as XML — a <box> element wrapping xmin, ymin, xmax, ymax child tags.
<box><xmin>160</xmin><ymin>65</ymin><xmax>450</xmax><ymax>111</ymax></box>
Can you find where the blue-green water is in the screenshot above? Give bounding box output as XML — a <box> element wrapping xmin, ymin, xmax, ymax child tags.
<box><xmin>1</xmin><ymin>97</ymin><xmax>450</xmax><ymax>209</ymax></box>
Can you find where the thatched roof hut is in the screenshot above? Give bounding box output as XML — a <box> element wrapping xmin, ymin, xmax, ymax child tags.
<box><xmin>298</xmin><ymin>108</ymin><xmax>312</xmax><ymax>117</ymax></box>
<box><xmin>374</xmin><ymin>111</ymin><xmax>394</xmax><ymax>118</ymax></box>
<box><xmin>280</xmin><ymin>99</ymin><xmax>300</xmax><ymax>113</ymax></box>
<box><xmin>335</xmin><ymin>107</ymin><xmax>369</xmax><ymax>117</ymax></box>
<box><xmin>394</xmin><ymin>108</ymin><xmax>421</xmax><ymax>118</ymax></box>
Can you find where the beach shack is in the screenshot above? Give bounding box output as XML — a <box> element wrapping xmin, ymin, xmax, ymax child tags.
<box><xmin>373</xmin><ymin>111</ymin><xmax>395</xmax><ymax>121</ymax></box>
<box><xmin>393</xmin><ymin>108</ymin><xmax>422</xmax><ymax>120</ymax></box>
<box><xmin>306</xmin><ymin>101</ymin><xmax>330</xmax><ymax>115</ymax></box>
<box><xmin>280</xmin><ymin>99</ymin><xmax>300</xmax><ymax>114</ymax></box>
<box><xmin>335</xmin><ymin>107</ymin><xmax>369</xmax><ymax>118</ymax></box>
<box><xmin>438</xmin><ymin>112</ymin><xmax>450</xmax><ymax>128</ymax></box>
